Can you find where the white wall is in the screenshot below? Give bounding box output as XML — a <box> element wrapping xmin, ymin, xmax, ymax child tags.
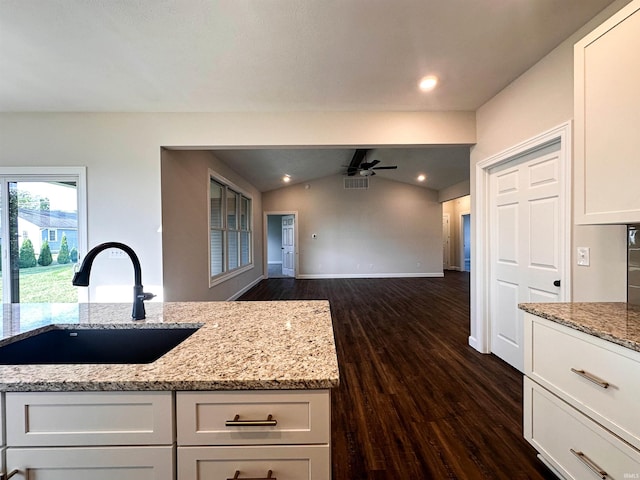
<box><xmin>263</xmin><ymin>174</ymin><xmax>443</xmax><ymax>278</ymax></box>
<box><xmin>470</xmin><ymin>0</ymin><xmax>631</xmax><ymax>336</ymax></box>
<box><xmin>0</xmin><ymin>111</ymin><xmax>474</xmax><ymax>301</ymax></box>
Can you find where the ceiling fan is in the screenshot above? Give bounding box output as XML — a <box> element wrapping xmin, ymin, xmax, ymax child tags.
<box><xmin>345</xmin><ymin>149</ymin><xmax>398</xmax><ymax>176</ymax></box>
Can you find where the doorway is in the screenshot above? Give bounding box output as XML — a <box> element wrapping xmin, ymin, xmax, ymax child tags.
<box><xmin>471</xmin><ymin>122</ymin><xmax>571</xmax><ymax>370</ymax></box>
<box><xmin>461</xmin><ymin>213</ymin><xmax>471</xmax><ymax>272</ymax></box>
<box><xmin>265</xmin><ymin>212</ymin><xmax>297</xmax><ymax>278</ymax></box>
<box><xmin>0</xmin><ymin>168</ymin><xmax>87</xmax><ymax>303</ymax></box>
<box><xmin>442</xmin><ymin>213</ymin><xmax>451</xmax><ymax>270</ymax></box>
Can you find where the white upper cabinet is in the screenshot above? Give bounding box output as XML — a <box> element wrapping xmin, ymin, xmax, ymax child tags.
<box><xmin>574</xmin><ymin>0</ymin><xmax>640</xmax><ymax>224</ymax></box>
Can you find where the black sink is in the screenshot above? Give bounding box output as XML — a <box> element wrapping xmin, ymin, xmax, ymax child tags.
<box><xmin>0</xmin><ymin>326</ymin><xmax>199</xmax><ymax>365</ymax></box>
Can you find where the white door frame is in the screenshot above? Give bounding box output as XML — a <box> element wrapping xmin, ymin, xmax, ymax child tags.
<box><xmin>442</xmin><ymin>213</ymin><xmax>451</xmax><ymax>270</ymax></box>
<box><xmin>470</xmin><ymin>121</ymin><xmax>572</xmax><ymax>353</ymax></box>
<box><xmin>263</xmin><ymin>210</ymin><xmax>298</xmax><ymax>279</ymax></box>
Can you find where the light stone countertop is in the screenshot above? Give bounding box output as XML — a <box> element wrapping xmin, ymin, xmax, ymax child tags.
<box><xmin>0</xmin><ymin>301</ymin><xmax>339</xmax><ymax>392</ymax></box>
<box><xmin>519</xmin><ymin>302</ymin><xmax>640</xmax><ymax>352</ymax></box>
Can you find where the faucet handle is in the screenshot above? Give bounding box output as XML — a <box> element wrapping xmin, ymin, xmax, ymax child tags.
<box><xmin>138</xmin><ymin>292</ymin><xmax>155</xmax><ymax>301</ymax></box>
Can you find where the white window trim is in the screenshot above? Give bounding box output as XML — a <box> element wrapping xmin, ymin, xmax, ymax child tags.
<box><xmin>208</xmin><ymin>169</ymin><xmax>254</xmax><ymax>287</ymax></box>
<box><xmin>48</xmin><ymin>229</ymin><xmax>58</xmax><ymax>243</ymax></box>
<box><xmin>0</xmin><ymin>166</ymin><xmax>88</xmax><ymax>303</ymax></box>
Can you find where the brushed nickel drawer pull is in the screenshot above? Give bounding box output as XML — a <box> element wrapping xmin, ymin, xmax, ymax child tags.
<box><xmin>228</xmin><ymin>470</ymin><xmax>276</xmax><ymax>480</ymax></box>
<box><xmin>225</xmin><ymin>414</ymin><xmax>278</xmax><ymax>427</ymax></box>
<box><xmin>0</xmin><ymin>471</ymin><xmax>19</xmax><ymax>480</ymax></box>
<box><xmin>570</xmin><ymin>449</ymin><xmax>608</xmax><ymax>479</ymax></box>
<box><xmin>570</xmin><ymin>368</ymin><xmax>610</xmax><ymax>389</ymax></box>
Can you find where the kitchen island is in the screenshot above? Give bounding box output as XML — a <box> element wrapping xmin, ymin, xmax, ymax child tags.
<box><xmin>0</xmin><ymin>301</ymin><xmax>339</xmax><ymax>479</ymax></box>
<box><xmin>519</xmin><ymin>302</ymin><xmax>640</xmax><ymax>479</ymax></box>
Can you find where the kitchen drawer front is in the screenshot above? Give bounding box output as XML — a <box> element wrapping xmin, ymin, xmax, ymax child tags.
<box><xmin>524</xmin><ymin>378</ymin><xmax>640</xmax><ymax>479</ymax></box>
<box><xmin>6</xmin><ymin>446</ymin><xmax>174</xmax><ymax>480</ymax></box>
<box><xmin>176</xmin><ymin>390</ymin><xmax>330</xmax><ymax>446</ymax></box>
<box><xmin>177</xmin><ymin>445</ymin><xmax>330</xmax><ymax>480</ymax></box>
<box><xmin>526</xmin><ymin>314</ymin><xmax>640</xmax><ymax>447</ymax></box>
<box><xmin>6</xmin><ymin>391</ymin><xmax>173</xmax><ymax>447</ymax></box>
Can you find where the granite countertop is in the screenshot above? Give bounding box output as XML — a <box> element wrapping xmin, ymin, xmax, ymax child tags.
<box><xmin>519</xmin><ymin>302</ymin><xmax>640</xmax><ymax>352</ymax></box>
<box><xmin>0</xmin><ymin>301</ymin><xmax>340</xmax><ymax>392</ymax></box>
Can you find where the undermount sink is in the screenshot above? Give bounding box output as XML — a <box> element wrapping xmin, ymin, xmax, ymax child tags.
<box><xmin>0</xmin><ymin>326</ymin><xmax>199</xmax><ymax>365</ymax></box>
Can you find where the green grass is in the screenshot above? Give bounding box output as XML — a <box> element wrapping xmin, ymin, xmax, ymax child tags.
<box><xmin>0</xmin><ymin>263</ymin><xmax>78</xmax><ymax>303</ymax></box>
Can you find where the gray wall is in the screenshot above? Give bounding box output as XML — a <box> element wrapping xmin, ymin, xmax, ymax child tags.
<box><xmin>263</xmin><ymin>174</ymin><xmax>443</xmax><ymax>278</ymax></box>
<box><xmin>161</xmin><ymin>149</ymin><xmax>263</xmax><ymax>301</ymax></box>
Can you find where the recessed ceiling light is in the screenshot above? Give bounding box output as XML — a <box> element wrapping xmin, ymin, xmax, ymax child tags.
<box><xmin>417</xmin><ymin>174</ymin><xmax>426</xmax><ymax>182</ymax></box>
<box><xmin>418</xmin><ymin>76</ymin><xmax>438</xmax><ymax>92</ymax></box>
<box><xmin>283</xmin><ymin>175</ymin><xmax>291</xmax><ymax>183</ymax></box>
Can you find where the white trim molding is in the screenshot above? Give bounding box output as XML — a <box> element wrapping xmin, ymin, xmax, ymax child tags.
<box><xmin>470</xmin><ymin>121</ymin><xmax>572</xmax><ymax>354</ymax></box>
<box><xmin>298</xmin><ymin>272</ymin><xmax>444</xmax><ymax>279</ymax></box>
<box><xmin>263</xmin><ymin>211</ymin><xmax>299</xmax><ymax>279</ymax></box>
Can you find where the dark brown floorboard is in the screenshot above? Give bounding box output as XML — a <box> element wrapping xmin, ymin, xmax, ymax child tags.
<box><xmin>239</xmin><ymin>272</ymin><xmax>557</xmax><ymax>479</ymax></box>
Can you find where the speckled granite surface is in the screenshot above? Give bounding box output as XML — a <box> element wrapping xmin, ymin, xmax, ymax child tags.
<box><xmin>519</xmin><ymin>302</ymin><xmax>640</xmax><ymax>352</ymax></box>
<box><xmin>0</xmin><ymin>301</ymin><xmax>339</xmax><ymax>392</ymax></box>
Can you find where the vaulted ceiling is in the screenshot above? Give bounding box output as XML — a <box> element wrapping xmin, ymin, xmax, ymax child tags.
<box><xmin>0</xmin><ymin>0</ymin><xmax>619</xmax><ymax>192</ymax></box>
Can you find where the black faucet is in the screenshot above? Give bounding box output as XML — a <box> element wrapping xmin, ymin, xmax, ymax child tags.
<box><xmin>72</xmin><ymin>242</ymin><xmax>155</xmax><ymax>320</ymax></box>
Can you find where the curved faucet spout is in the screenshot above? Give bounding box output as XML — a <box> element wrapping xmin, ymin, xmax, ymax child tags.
<box><xmin>72</xmin><ymin>242</ymin><xmax>154</xmax><ymax>320</ymax></box>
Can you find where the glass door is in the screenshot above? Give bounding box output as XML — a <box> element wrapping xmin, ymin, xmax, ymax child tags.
<box><xmin>1</xmin><ymin>171</ymin><xmax>86</xmax><ymax>304</ymax></box>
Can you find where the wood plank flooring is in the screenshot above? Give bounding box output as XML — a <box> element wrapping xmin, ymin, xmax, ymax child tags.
<box><xmin>239</xmin><ymin>272</ymin><xmax>556</xmax><ymax>479</ymax></box>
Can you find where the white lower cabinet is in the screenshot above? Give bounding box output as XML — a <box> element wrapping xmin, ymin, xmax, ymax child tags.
<box><xmin>524</xmin><ymin>313</ymin><xmax>640</xmax><ymax>479</ymax></box>
<box><xmin>176</xmin><ymin>390</ymin><xmax>332</xmax><ymax>480</ymax></box>
<box><xmin>5</xmin><ymin>446</ymin><xmax>174</xmax><ymax>480</ymax></box>
<box><xmin>178</xmin><ymin>445</ymin><xmax>330</xmax><ymax>480</ymax></box>
<box><xmin>3</xmin><ymin>391</ymin><xmax>174</xmax><ymax>480</ymax></box>
<box><xmin>524</xmin><ymin>377</ymin><xmax>640</xmax><ymax>479</ymax></box>
<box><xmin>0</xmin><ymin>389</ymin><xmax>333</xmax><ymax>480</ymax></box>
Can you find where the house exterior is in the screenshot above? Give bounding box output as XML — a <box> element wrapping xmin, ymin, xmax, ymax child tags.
<box><xmin>17</xmin><ymin>209</ymin><xmax>78</xmax><ymax>255</ymax></box>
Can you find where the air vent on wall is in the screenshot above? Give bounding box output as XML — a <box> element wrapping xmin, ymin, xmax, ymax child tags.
<box><xmin>344</xmin><ymin>177</ymin><xmax>369</xmax><ymax>190</ymax></box>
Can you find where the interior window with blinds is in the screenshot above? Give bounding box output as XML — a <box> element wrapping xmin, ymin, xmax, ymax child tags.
<box><xmin>209</xmin><ymin>173</ymin><xmax>253</xmax><ymax>284</ymax></box>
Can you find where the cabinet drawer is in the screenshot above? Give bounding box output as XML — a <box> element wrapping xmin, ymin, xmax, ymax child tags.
<box><xmin>176</xmin><ymin>390</ymin><xmax>330</xmax><ymax>446</ymax></box>
<box><xmin>177</xmin><ymin>445</ymin><xmax>330</xmax><ymax>480</ymax></box>
<box><xmin>524</xmin><ymin>378</ymin><xmax>640</xmax><ymax>479</ymax></box>
<box><xmin>6</xmin><ymin>446</ymin><xmax>174</xmax><ymax>480</ymax></box>
<box><xmin>526</xmin><ymin>315</ymin><xmax>640</xmax><ymax>447</ymax></box>
<box><xmin>6</xmin><ymin>391</ymin><xmax>173</xmax><ymax>447</ymax></box>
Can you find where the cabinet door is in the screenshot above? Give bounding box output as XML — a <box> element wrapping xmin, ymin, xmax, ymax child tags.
<box><xmin>178</xmin><ymin>445</ymin><xmax>330</xmax><ymax>480</ymax></box>
<box><xmin>575</xmin><ymin>0</ymin><xmax>640</xmax><ymax>224</ymax></box>
<box><xmin>6</xmin><ymin>446</ymin><xmax>174</xmax><ymax>480</ymax></box>
<box><xmin>6</xmin><ymin>391</ymin><xmax>173</xmax><ymax>447</ymax></box>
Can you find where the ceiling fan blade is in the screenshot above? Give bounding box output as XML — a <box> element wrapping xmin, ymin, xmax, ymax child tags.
<box><xmin>347</xmin><ymin>149</ymin><xmax>369</xmax><ymax>176</ymax></box>
<box><xmin>361</xmin><ymin>159</ymin><xmax>380</xmax><ymax>170</ymax></box>
<box><xmin>372</xmin><ymin>165</ymin><xmax>398</xmax><ymax>170</ymax></box>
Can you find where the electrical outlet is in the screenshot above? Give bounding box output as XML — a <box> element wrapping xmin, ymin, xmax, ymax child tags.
<box><xmin>577</xmin><ymin>247</ymin><xmax>590</xmax><ymax>266</ymax></box>
<box><xmin>108</xmin><ymin>249</ymin><xmax>127</xmax><ymax>259</ymax></box>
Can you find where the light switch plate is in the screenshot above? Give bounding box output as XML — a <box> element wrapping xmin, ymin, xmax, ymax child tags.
<box><xmin>577</xmin><ymin>247</ymin><xmax>590</xmax><ymax>266</ymax></box>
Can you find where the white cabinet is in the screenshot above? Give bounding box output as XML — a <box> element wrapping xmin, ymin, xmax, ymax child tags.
<box><xmin>523</xmin><ymin>313</ymin><xmax>640</xmax><ymax>478</ymax></box>
<box><xmin>176</xmin><ymin>390</ymin><xmax>331</xmax><ymax>480</ymax></box>
<box><xmin>5</xmin><ymin>446</ymin><xmax>174</xmax><ymax>480</ymax></box>
<box><xmin>574</xmin><ymin>0</ymin><xmax>640</xmax><ymax>224</ymax></box>
<box><xmin>3</xmin><ymin>391</ymin><xmax>174</xmax><ymax>479</ymax></box>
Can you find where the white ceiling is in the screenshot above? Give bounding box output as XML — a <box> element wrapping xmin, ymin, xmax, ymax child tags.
<box><xmin>0</xmin><ymin>0</ymin><xmax>618</xmax><ymax>191</ymax></box>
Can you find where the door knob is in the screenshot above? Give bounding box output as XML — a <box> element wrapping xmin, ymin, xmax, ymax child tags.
<box><xmin>553</xmin><ymin>280</ymin><xmax>561</xmax><ymax>287</ymax></box>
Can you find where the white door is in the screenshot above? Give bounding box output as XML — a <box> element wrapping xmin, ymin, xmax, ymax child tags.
<box><xmin>442</xmin><ymin>214</ymin><xmax>450</xmax><ymax>270</ymax></box>
<box><xmin>489</xmin><ymin>149</ymin><xmax>565</xmax><ymax>371</ymax></box>
<box><xmin>281</xmin><ymin>215</ymin><xmax>295</xmax><ymax>277</ymax></box>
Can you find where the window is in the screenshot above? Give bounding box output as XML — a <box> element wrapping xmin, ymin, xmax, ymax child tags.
<box><xmin>48</xmin><ymin>229</ymin><xmax>57</xmax><ymax>242</ymax></box>
<box><xmin>209</xmin><ymin>172</ymin><xmax>253</xmax><ymax>285</ymax></box>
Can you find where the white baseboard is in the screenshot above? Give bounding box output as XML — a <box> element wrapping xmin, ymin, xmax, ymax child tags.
<box><xmin>226</xmin><ymin>275</ymin><xmax>264</xmax><ymax>301</ymax></box>
<box><xmin>267</xmin><ymin>261</ymin><xmax>283</xmax><ymax>265</ymax></box>
<box><xmin>297</xmin><ymin>272</ymin><xmax>444</xmax><ymax>279</ymax></box>
<box><xmin>468</xmin><ymin>335</ymin><xmax>479</xmax><ymax>350</ymax></box>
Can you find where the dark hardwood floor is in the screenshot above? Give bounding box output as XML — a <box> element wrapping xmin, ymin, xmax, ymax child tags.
<box><xmin>239</xmin><ymin>272</ymin><xmax>556</xmax><ymax>479</ymax></box>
